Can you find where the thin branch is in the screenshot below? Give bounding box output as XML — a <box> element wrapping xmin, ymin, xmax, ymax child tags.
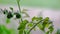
<box><xmin>16</xmin><ymin>0</ymin><xmax>23</xmax><ymax>22</ymax></box>
<box><xmin>28</xmin><ymin>19</ymin><xmax>43</xmax><ymax>33</ymax></box>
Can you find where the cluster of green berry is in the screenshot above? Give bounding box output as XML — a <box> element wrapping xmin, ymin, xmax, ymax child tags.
<box><xmin>2</xmin><ymin>8</ymin><xmax>21</xmax><ymax>19</ymax></box>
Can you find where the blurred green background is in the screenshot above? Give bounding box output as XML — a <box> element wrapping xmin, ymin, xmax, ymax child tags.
<box><xmin>0</xmin><ymin>0</ymin><xmax>60</xmax><ymax>8</ymax></box>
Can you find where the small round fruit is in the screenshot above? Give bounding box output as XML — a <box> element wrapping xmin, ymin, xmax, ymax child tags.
<box><xmin>16</xmin><ymin>13</ymin><xmax>21</xmax><ymax>19</ymax></box>
<box><xmin>7</xmin><ymin>12</ymin><xmax>13</xmax><ymax>19</ymax></box>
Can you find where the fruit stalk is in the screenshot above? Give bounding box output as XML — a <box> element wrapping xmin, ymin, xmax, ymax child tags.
<box><xmin>16</xmin><ymin>0</ymin><xmax>23</xmax><ymax>22</ymax></box>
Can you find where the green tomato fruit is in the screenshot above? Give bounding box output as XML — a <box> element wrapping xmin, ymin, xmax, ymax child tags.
<box><xmin>16</xmin><ymin>13</ymin><xmax>21</xmax><ymax>19</ymax></box>
<box><xmin>7</xmin><ymin>12</ymin><xmax>13</xmax><ymax>19</ymax></box>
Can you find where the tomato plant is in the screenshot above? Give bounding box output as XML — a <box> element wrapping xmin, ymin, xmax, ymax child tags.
<box><xmin>0</xmin><ymin>0</ymin><xmax>54</xmax><ymax>34</ymax></box>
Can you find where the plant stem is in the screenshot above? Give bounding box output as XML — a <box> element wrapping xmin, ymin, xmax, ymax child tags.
<box><xmin>28</xmin><ymin>19</ymin><xmax>43</xmax><ymax>33</ymax></box>
<box><xmin>16</xmin><ymin>0</ymin><xmax>23</xmax><ymax>22</ymax></box>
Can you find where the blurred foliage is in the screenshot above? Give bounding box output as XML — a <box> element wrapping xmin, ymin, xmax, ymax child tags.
<box><xmin>0</xmin><ymin>25</ymin><xmax>11</xmax><ymax>34</ymax></box>
<box><xmin>0</xmin><ymin>0</ymin><xmax>60</xmax><ymax>9</ymax></box>
<box><xmin>56</xmin><ymin>29</ymin><xmax>60</xmax><ymax>34</ymax></box>
<box><xmin>0</xmin><ymin>25</ymin><xmax>17</xmax><ymax>34</ymax></box>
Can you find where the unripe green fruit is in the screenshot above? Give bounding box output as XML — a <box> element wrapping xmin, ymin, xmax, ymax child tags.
<box><xmin>15</xmin><ymin>13</ymin><xmax>21</xmax><ymax>19</ymax></box>
<box><xmin>7</xmin><ymin>12</ymin><xmax>13</xmax><ymax>19</ymax></box>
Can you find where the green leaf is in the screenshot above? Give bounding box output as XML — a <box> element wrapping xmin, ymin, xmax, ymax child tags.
<box><xmin>24</xmin><ymin>30</ymin><xmax>26</xmax><ymax>34</ymax></box>
<box><xmin>48</xmin><ymin>25</ymin><xmax>54</xmax><ymax>33</ymax></box>
<box><xmin>32</xmin><ymin>17</ymin><xmax>43</xmax><ymax>21</ymax></box>
<box><xmin>24</xmin><ymin>30</ymin><xmax>30</xmax><ymax>34</ymax></box>
<box><xmin>22</xmin><ymin>9</ymin><xmax>30</xmax><ymax>18</ymax></box>
<box><xmin>32</xmin><ymin>16</ymin><xmax>38</xmax><ymax>21</ymax></box>
<box><xmin>23</xmin><ymin>20</ymin><xmax>29</xmax><ymax>24</ymax></box>
<box><xmin>10</xmin><ymin>7</ymin><xmax>13</xmax><ymax>11</ymax></box>
<box><xmin>46</xmin><ymin>31</ymin><xmax>49</xmax><ymax>34</ymax></box>
<box><xmin>18</xmin><ymin>20</ymin><xmax>29</xmax><ymax>34</ymax></box>
<box><xmin>22</xmin><ymin>11</ymin><xmax>30</xmax><ymax>18</ymax></box>
<box><xmin>37</xmin><ymin>23</ymin><xmax>44</xmax><ymax>31</ymax></box>
<box><xmin>19</xmin><ymin>29</ymin><xmax>23</xmax><ymax>34</ymax></box>
<box><xmin>22</xmin><ymin>9</ymin><xmax>28</xmax><ymax>12</ymax></box>
<box><xmin>42</xmin><ymin>21</ymin><xmax>47</xmax><ymax>27</ymax></box>
<box><xmin>38</xmin><ymin>17</ymin><xmax>43</xmax><ymax>20</ymax></box>
<box><xmin>28</xmin><ymin>23</ymin><xmax>33</xmax><ymax>27</ymax></box>
<box><xmin>44</xmin><ymin>17</ymin><xmax>49</xmax><ymax>21</ymax></box>
<box><xmin>45</xmin><ymin>23</ymin><xmax>49</xmax><ymax>28</ymax></box>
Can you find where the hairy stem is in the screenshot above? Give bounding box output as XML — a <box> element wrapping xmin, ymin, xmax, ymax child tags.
<box><xmin>28</xmin><ymin>19</ymin><xmax>43</xmax><ymax>33</ymax></box>
<box><xmin>16</xmin><ymin>0</ymin><xmax>23</xmax><ymax>22</ymax></box>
